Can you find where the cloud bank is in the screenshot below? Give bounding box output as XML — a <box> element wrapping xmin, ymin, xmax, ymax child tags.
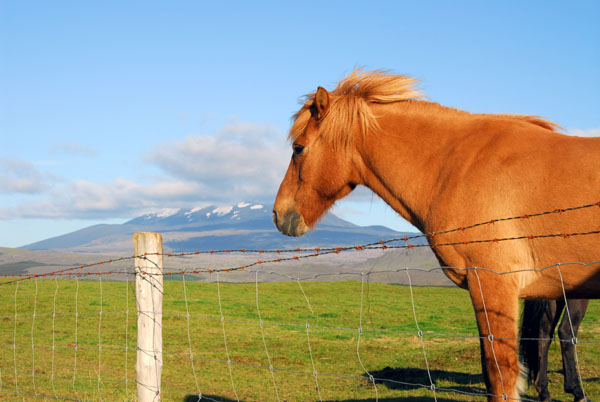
<box><xmin>1</xmin><ymin>121</ymin><xmax>291</xmax><ymax>220</ymax></box>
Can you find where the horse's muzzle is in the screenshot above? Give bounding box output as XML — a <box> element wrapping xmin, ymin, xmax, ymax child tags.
<box><xmin>272</xmin><ymin>209</ymin><xmax>309</xmax><ymax>237</ymax></box>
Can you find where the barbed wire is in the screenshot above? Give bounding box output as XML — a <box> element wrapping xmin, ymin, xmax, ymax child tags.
<box><xmin>2</xmin><ymin>200</ymin><xmax>598</xmax><ymax>285</ymax></box>
<box><xmin>0</xmin><ymin>227</ymin><xmax>597</xmax><ymax>287</ymax></box>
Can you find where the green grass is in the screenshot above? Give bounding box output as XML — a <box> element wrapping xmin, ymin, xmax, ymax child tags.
<box><xmin>0</xmin><ymin>278</ymin><xmax>597</xmax><ymax>401</ymax></box>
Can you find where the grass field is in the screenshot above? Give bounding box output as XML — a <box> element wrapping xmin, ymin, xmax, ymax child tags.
<box><xmin>0</xmin><ymin>276</ymin><xmax>597</xmax><ymax>401</ymax></box>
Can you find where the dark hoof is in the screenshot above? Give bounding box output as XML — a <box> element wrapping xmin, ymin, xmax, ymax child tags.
<box><xmin>574</xmin><ymin>397</ymin><xmax>591</xmax><ymax>402</ymax></box>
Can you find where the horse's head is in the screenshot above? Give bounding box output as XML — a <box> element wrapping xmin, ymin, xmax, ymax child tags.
<box><xmin>273</xmin><ymin>86</ymin><xmax>359</xmax><ymax>237</ymax></box>
<box><xmin>273</xmin><ymin>70</ymin><xmax>421</xmax><ymax>236</ymax></box>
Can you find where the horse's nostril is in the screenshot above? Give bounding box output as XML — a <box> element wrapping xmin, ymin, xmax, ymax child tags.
<box><xmin>272</xmin><ymin>210</ymin><xmax>278</xmax><ymax>226</ymax></box>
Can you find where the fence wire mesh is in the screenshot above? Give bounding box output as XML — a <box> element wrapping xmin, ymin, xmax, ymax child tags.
<box><xmin>0</xmin><ymin>201</ymin><xmax>598</xmax><ymax>401</ymax></box>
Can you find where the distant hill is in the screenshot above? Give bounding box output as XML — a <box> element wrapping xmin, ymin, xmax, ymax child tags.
<box><xmin>22</xmin><ymin>202</ymin><xmax>428</xmax><ymax>254</ymax></box>
<box><xmin>8</xmin><ymin>203</ymin><xmax>451</xmax><ymax>286</ymax></box>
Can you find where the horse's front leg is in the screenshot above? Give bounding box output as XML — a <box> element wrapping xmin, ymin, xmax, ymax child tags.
<box><xmin>468</xmin><ymin>269</ymin><xmax>522</xmax><ymax>402</ymax></box>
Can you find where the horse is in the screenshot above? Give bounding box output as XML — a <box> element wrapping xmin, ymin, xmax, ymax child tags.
<box><xmin>272</xmin><ymin>69</ymin><xmax>600</xmax><ymax>401</ymax></box>
<box><xmin>520</xmin><ymin>299</ymin><xmax>590</xmax><ymax>402</ymax></box>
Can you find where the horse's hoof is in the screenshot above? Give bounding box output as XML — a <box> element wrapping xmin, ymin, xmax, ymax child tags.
<box><xmin>574</xmin><ymin>397</ymin><xmax>591</xmax><ymax>402</ymax></box>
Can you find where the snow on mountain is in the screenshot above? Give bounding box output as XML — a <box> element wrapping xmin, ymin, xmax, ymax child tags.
<box><xmin>135</xmin><ymin>203</ymin><xmax>267</xmax><ymax>223</ymax></box>
<box><xmin>212</xmin><ymin>206</ymin><xmax>233</xmax><ymax>215</ymax></box>
<box><xmin>155</xmin><ymin>208</ymin><xmax>180</xmax><ymax>218</ymax></box>
<box><xmin>124</xmin><ymin>202</ymin><xmax>272</xmax><ymax>230</ymax></box>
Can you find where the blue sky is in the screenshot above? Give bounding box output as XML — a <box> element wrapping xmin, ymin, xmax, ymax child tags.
<box><xmin>1</xmin><ymin>1</ymin><xmax>598</xmax><ymax>247</ymax></box>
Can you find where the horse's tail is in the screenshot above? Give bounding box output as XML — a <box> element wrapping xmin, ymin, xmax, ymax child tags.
<box><xmin>519</xmin><ymin>299</ymin><xmax>547</xmax><ymax>384</ymax></box>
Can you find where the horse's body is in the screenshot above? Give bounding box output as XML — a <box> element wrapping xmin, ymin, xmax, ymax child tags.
<box><xmin>520</xmin><ymin>299</ymin><xmax>590</xmax><ymax>402</ymax></box>
<box><xmin>273</xmin><ymin>70</ymin><xmax>600</xmax><ymax>401</ymax></box>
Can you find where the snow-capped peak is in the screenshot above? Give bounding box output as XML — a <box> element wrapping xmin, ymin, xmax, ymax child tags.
<box><xmin>155</xmin><ymin>208</ymin><xmax>180</xmax><ymax>218</ymax></box>
<box><xmin>212</xmin><ymin>206</ymin><xmax>233</xmax><ymax>216</ymax></box>
<box><xmin>185</xmin><ymin>206</ymin><xmax>206</xmax><ymax>215</ymax></box>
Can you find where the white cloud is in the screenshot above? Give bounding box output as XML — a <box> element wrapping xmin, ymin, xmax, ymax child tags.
<box><xmin>2</xmin><ymin>177</ymin><xmax>205</xmax><ymax>219</ymax></box>
<box><xmin>0</xmin><ymin>158</ymin><xmax>50</xmax><ymax>194</ymax></box>
<box><xmin>144</xmin><ymin>121</ymin><xmax>290</xmax><ymax>202</ymax></box>
<box><xmin>566</xmin><ymin>128</ymin><xmax>600</xmax><ymax>137</ymax></box>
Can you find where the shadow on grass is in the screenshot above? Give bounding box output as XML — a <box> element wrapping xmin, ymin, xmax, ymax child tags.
<box><xmin>370</xmin><ymin>366</ymin><xmax>485</xmax><ymax>393</ymax></box>
<box><xmin>183</xmin><ymin>366</ymin><xmax>487</xmax><ymax>401</ymax></box>
<box><xmin>548</xmin><ymin>368</ymin><xmax>600</xmax><ymax>383</ymax></box>
<box><xmin>184</xmin><ymin>395</ymin><xmax>246</xmax><ymax>402</ymax></box>
<box><xmin>325</xmin><ymin>398</ymin><xmax>473</xmax><ymax>402</ymax></box>
<box><xmin>186</xmin><ymin>397</ymin><xmax>469</xmax><ymax>402</ymax></box>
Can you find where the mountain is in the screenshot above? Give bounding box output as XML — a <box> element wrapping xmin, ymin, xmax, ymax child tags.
<box><xmin>12</xmin><ymin>204</ymin><xmax>449</xmax><ymax>286</ymax></box>
<box><xmin>21</xmin><ymin>202</ymin><xmax>427</xmax><ymax>254</ymax></box>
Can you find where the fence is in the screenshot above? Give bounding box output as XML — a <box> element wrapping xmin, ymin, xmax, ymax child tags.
<box><xmin>0</xmin><ymin>202</ymin><xmax>598</xmax><ymax>401</ymax></box>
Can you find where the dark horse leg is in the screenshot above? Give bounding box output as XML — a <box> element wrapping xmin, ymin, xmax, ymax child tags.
<box><xmin>537</xmin><ymin>300</ymin><xmax>562</xmax><ymax>402</ymax></box>
<box><xmin>520</xmin><ymin>299</ymin><xmax>562</xmax><ymax>401</ymax></box>
<box><xmin>520</xmin><ymin>299</ymin><xmax>591</xmax><ymax>402</ymax></box>
<box><xmin>557</xmin><ymin>299</ymin><xmax>590</xmax><ymax>402</ymax></box>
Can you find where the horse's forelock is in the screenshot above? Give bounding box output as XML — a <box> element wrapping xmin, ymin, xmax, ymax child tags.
<box><xmin>289</xmin><ymin>69</ymin><xmax>424</xmax><ymax>147</ymax></box>
<box><xmin>289</xmin><ymin>104</ymin><xmax>312</xmax><ymax>143</ymax></box>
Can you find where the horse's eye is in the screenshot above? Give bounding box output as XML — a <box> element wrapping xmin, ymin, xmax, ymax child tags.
<box><xmin>293</xmin><ymin>144</ymin><xmax>305</xmax><ymax>156</ymax></box>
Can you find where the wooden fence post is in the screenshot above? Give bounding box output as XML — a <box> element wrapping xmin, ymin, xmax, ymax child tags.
<box><xmin>133</xmin><ymin>232</ymin><xmax>164</xmax><ymax>402</ymax></box>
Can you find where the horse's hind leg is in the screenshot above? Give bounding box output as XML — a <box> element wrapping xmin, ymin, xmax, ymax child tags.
<box><xmin>468</xmin><ymin>270</ymin><xmax>521</xmax><ymax>402</ymax></box>
<box><xmin>558</xmin><ymin>299</ymin><xmax>590</xmax><ymax>402</ymax></box>
<box><xmin>536</xmin><ymin>300</ymin><xmax>561</xmax><ymax>402</ymax></box>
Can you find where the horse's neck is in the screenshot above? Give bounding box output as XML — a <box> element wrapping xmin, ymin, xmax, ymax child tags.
<box><xmin>356</xmin><ymin>103</ymin><xmax>467</xmax><ymax>232</ymax></box>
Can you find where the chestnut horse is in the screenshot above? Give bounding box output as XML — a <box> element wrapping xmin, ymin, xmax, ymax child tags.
<box><xmin>273</xmin><ymin>70</ymin><xmax>600</xmax><ymax>401</ymax></box>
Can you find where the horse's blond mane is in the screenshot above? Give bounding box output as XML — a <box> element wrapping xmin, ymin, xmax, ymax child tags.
<box><xmin>417</xmin><ymin>102</ymin><xmax>561</xmax><ymax>132</ymax></box>
<box><xmin>510</xmin><ymin>115</ymin><xmax>561</xmax><ymax>132</ymax></box>
<box><xmin>290</xmin><ymin>70</ymin><xmax>559</xmax><ymax>147</ymax></box>
<box><xmin>290</xmin><ymin>69</ymin><xmax>423</xmax><ymax>147</ymax></box>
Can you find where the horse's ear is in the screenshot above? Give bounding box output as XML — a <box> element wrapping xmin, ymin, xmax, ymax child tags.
<box><xmin>315</xmin><ymin>86</ymin><xmax>330</xmax><ymax>119</ymax></box>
